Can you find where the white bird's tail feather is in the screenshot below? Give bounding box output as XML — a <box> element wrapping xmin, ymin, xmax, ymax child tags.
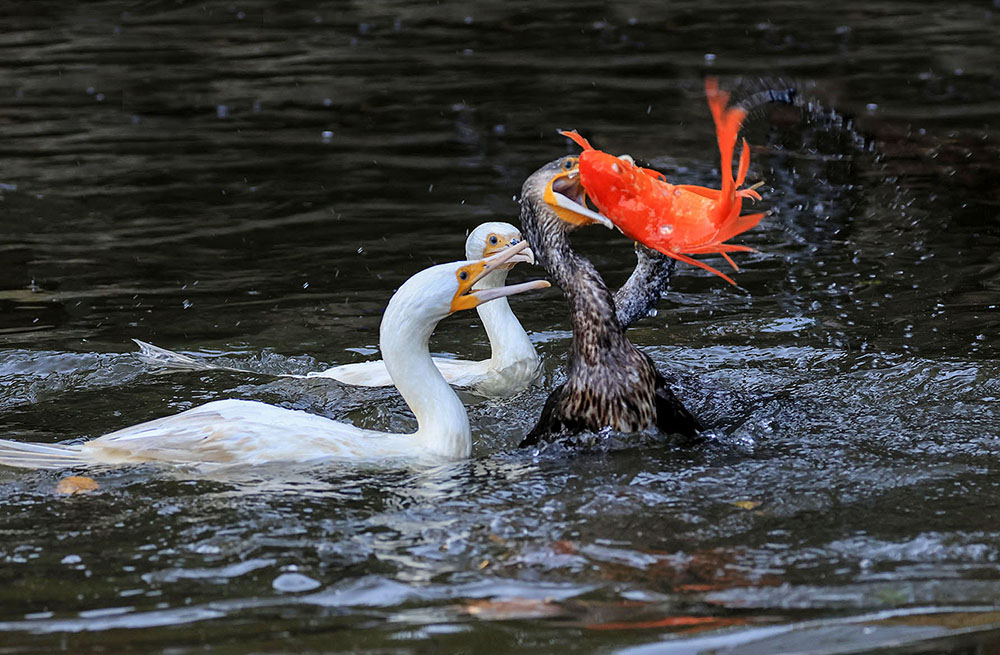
<box><xmin>0</xmin><ymin>439</ymin><xmax>86</xmax><ymax>470</ymax></box>
<box><xmin>133</xmin><ymin>339</ymin><xmax>248</xmax><ymax>374</ymax></box>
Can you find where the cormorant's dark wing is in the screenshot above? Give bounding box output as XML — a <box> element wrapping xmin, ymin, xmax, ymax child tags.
<box><xmin>520</xmin><ymin>383</ymin><xmax>567</xmax><ymax>448</ymax></box>
<box><xmin>652</xmin><ymin>369</ymin><xmax>703</xmax><ymax>445</ymax></box>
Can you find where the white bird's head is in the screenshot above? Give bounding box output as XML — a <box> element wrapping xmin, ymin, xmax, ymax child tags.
<box><xmin>383</xmin><ymin>240</ymin><xmax>550</xmax><ymax>330</ymax></box>
<box><xmin>465</xmin><ymin>221</ymin><xmax>535</xmax><ymax>268</ymax></box>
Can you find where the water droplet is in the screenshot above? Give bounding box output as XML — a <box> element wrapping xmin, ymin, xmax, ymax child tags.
<box><xmin>216</xmin><ymin>105</ymin><xmax>229</xmax><ymax>119</ymax></box>
<box><xmin>302</xmin><ymin>282</ymin><xmax>309</xmax><ymax>289</ymax></box>
<box><xmin>182</xmin><ymin>299</ymin><xmax>193</xmax><ymax>310</ymax></box>
<box><xmin>659</xmin><ymin>224</ymin><xmax>674</xmax><ymax>235</ymax></box>
<box><xmin>704</xmin><ymin>53</ymin><xmax>716</xmax><ymax>63</ymax></box>
<box><xmin>647</xmin><ymin>308</ymin><xmax>658</xmax><ymax>318</ymax></box>
<box><xmin>273</xmin><ymin>572</ymin><xmax>321</xmax><ymax>593</ymax></box>
<box><xmin>61</xmin><ymin>555</ymin><xmax>82</xmax><ymax>565</ymax></box>
<box><xmin>321</xmin><ymin>130</ymin><xmax>334</xmax><ymax>142</ymax></box>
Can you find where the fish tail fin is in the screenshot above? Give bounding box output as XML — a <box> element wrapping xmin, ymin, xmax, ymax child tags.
<box><xmin>736</xmin><ymin>138</ymin><xmax>750</xmax><ymax>187</ymax></box>
<box><xmin>705</xmin><ymin>78</ymin><xmax>747</xmax><ymax>200</ymax></box>
<box><xmin>0</xmin><ymin>439</ymin><xmax>86</xmax><ymax>470</ymax></box>
<box><xmin>706</xmin><ymin>78</ymin><xmax>750</xmax><ymax>223</ymax></box>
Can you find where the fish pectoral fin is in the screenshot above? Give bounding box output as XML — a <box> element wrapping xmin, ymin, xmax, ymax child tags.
<box><xmin>667</xmin><ymin>250</ymin><xmax>738</xmax><ymax>286</ymax></box>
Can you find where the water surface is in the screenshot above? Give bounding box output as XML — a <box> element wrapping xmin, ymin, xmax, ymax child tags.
<box><xmin>1</xmin><ymin>1</ymin><xmax>998</xmax><ymax>653</ymax></box>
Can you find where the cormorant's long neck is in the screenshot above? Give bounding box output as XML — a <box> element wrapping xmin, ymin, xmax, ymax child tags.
<box><xmin>380</xmin><ymin>297</ymin><xmax>471</xmax><ymax>459</ymax></box>
<box><xmin>474</xmin><ymin>270</ymin><xmax>537</xmax><ymax>370</ymax></box>
<box><xmin>614</xmin><ymin>248</ymin><xmax>676</xmax><ymax>328</ymax></box>
<box><xmin>530</xmin><ymin>224</ymin><xmax>629</xmax><ymax>368</ymax></box>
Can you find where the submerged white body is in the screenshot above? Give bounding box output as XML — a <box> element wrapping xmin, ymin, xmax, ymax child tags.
<box><xmin>134</xmin><ymin>222</ymin><xmax>541</xmax><ymax>397</ymax></box>
<box><xmin>0</xmin><ymin>250</ymin><xmax>545</xmax><ymax>470</ymax></box>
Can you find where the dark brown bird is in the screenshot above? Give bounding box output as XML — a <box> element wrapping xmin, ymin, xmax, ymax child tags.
<box><xmin>517</xmin><ymin>157</ymin><xmax>702</xmax><ymax>447</ymax></box>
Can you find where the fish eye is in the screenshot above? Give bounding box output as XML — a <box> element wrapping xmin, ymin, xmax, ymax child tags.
<box><xmin>488</xmin><ymin>235</ymin><xmax>498</xmax><ymax>245</ymax></box>
<box><xmin>459</xmin><ymin>270</ymin><xmax>469</xmax><ymax>281</ymax></box>
<box><xmin>562</xmin><ymin>158</ymin><xmax>574</xmax><ymax>170</ymax></box>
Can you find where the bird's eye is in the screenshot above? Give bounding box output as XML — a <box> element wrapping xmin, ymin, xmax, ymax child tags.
<box><xmin>459</xmin><ymin>270</ymin><xmax>469</xmax><ymax>281</ymax></box>
<box><xmin>488</xmin><ymin>235</ymin><xmax>498</xmax><ymax>245</ymax></box>
<box><xmin>562</xmin><ymin>158</ymin><xmax>574</xmax><ymax>170</ymax></box>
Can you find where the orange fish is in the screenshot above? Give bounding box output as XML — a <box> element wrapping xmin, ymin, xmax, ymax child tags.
<box><xmin>562</xmin><ymin>78</ymin><xmax>765</xmax><ymax>285</ymax></box>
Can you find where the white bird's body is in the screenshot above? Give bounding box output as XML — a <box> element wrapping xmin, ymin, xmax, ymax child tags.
<box><xmin>134</xmin><ymin>222</ymin><xmax>540</xmax><ymax>397</ymax></box>
<box><xmin>0</xmin><ymin>245</ymin><xmax>548</xmax><ymax>470</ymax></box>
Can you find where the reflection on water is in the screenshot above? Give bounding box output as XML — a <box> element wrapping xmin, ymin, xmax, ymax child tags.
<box><xmin>1</xmin><ymin>1</ymin><xmax>999</xmax><ymax>653</ymax></box>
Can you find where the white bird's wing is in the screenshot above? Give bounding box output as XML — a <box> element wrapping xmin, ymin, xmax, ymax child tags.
<box><xmin>310</xmin><ymin>356</ymin><xmax>489</xmax><ymax>389</ymax></box>
<box><xmin>83</xmin><ymin>399</ymin><xmax>416</xmax><ymax>466</ymax></box>
<box><xmin>307</xmin><ymin>360</ymin><xmax>395</xmax><ymax>386</ymax></box>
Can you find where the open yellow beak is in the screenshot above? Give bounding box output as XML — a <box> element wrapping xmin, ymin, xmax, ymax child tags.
<box><xmin>450</xmin><ymin>240</ymin><xmax>549</xmax><ymax>313</ymax></box>
<box><xmin>543</xmin><ymin>162</ymin><xmax>614</xmax><ymax>229</ymax></box>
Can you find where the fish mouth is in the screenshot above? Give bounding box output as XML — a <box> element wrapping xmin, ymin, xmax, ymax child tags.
<box><xmin>543</xmin><ymin>162</ymin><xmax>614</xmax><ymax>229</ymax></box>
<box><xmin>451</xmin><ymin>240</ymin><xmax>550</xmax><ymax>312</ymax></box>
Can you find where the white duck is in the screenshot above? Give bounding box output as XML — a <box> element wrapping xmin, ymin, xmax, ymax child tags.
<box><xmin>134</xmin><ymin>222</ymin><xmax>541</xmax><ymax>397</ymax></box>
<box><xmin>0</xmin><ymin>242</ymin><xmax>548</xmax><ymax>469</ymax></box>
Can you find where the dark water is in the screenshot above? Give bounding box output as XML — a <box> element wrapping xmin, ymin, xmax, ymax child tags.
<box><xmin>1</xmin><ymin>1</ymin><xmax>999</xmax><ymax>653</ymax></box>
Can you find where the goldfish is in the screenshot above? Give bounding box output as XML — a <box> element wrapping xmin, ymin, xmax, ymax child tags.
<box><xmin>562</xmin><ymin>78</ymin><xmax>765</xmax><ymax>285</ymax></box>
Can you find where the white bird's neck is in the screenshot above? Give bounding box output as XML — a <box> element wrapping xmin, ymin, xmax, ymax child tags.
<box><xmin>474</xmin><ymin>269</ymin><xmax>537</xmax><ymax>371</ymax></box>
<box><xmin>380</xmin><ymin>295</ymin><xmax>471</xmax><ymax>459</ymax></box>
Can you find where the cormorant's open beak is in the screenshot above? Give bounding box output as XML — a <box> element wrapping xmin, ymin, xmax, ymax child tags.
<box><xmin>451</xmin><ymin>240</ymin><xmax>550</xmax><ymax>313</ymax></box>
<box><xmin>543</xmin><ymin>162</ymin><xmax>614</xmax><ymax>229</ymax></box>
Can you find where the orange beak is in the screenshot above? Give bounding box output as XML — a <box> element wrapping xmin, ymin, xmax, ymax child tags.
<box><xmin>542</xmin><ymin>161</ymin><xmax>614</xmax><ymax>229</ymax></box>
<box><xmin>450</xmin><ymin>240</ymin><xmax>550</xmax><ymax>313</ymax></box>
